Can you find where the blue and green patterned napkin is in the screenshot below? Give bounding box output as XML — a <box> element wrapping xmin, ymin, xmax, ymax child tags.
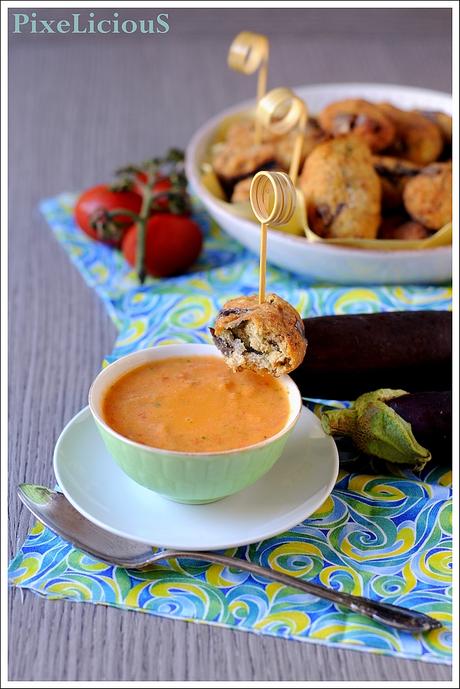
<box><xmin>9</xmin><ymin>193</ymin><xmax>452</xmax><ymax>663</ymax></box>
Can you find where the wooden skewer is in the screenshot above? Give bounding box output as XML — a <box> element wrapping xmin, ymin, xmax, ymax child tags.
<box><xmin>256</xmin><ymin>87</ymin><xmax>308</xmax><ymax>184</ymax></box>
<box><xmin>289</xmin><ymin>108</ymin><xmax>308</xmax><ymax>185</ymax></box>
<box><xmin>228</xmin><ymin>31</ymin><xmax>269</xmax><ymax>145</ymax></box>
<box><xmin>249</xmin><ymin>171</ymin><xmax>297</xmax><ymax>304</ymax></box>
<box><xmin>257</xmin><ymin>59</ymin><xmax>268</xmax><ymax>103</ymax></box>
<box><xmin>259</xmin><ymin>223</ymin><xmax>268</xmax><ymax>304</ymax></box>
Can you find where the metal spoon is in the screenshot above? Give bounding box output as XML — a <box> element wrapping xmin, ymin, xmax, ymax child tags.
<box><xmin>17</xmin><ymin>484</ymin><xmax>441</xmax><ymax>634</ymax></box>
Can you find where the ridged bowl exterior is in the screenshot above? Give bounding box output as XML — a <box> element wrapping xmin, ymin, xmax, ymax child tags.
<box><xmin>95</xmin><ymin>420</ymin><xmax>293</xmax><ymax>503</ymax></box>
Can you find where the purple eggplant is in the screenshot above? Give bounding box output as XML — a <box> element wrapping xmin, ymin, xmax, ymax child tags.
<box><xmin>387</xmin><ymin>391</ymin><xmax>452</xmax><ymax>460</ymax></box>
<box><xmin>322</xmin><ymin>389</ymin><xmax>452</xmax><ymax>468</ymax></box>
<box><xmin>292</xmin><ymin>310</ymin><xmax>451</xmax><ymax>400</ymax></box>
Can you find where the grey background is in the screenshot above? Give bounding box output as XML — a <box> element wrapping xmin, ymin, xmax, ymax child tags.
<box><xmin>8</xmin><ymin>7</ymin><xmax>452</xmax><ymax>682</ymax></box>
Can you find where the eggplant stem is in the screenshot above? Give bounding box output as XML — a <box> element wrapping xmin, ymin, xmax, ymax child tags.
<box><xmin>322</xmin><ymin>408</ymin><xmax>357</xmax><ymax>436</ymax></box>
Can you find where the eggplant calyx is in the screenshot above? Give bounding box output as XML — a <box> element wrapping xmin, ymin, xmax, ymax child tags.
<box><xmin>321</xmin><ymin>388</ymin><xmax>432</xmax><ymax>471</ymax></box>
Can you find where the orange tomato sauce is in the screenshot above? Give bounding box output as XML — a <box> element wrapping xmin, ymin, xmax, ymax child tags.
<box><xmin>102</xmin><ymin>356</ymin><xmax>290</xmax><ymax>452</ymax></box>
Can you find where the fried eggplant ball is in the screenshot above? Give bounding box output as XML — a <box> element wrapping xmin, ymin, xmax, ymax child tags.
<box><xmin>403</xmin><ymin>162</ymin><xmax>452</xmax><ymax>230</ymax></box>
<box><xmin>300</xmin><ymin>135</ymin><xmax>381</xmax><ymax>239</ymax></box>
<box><xmin>230</xmin><ymin>176</ymin><xmax>253</xmax><ymax>203</ymax></box>
<box><xmin>377</xmin><ymin>103</ymin><xmax>443</xmax><ymax>165</ymax></box>
<box><xmin>224</xmin><ymin>119</ymin><xmax>277</xmax><ymax>146</ymax></box>
<box><xmin>224</xmin><ymin>120</ymin><xmax>255</xmax><ymax>147</ymax></box>
<box><xmin>372</xmin><ymin>155</ymin><xmax>421</xmax><ymax>209</ymax></box>
<box><xmin>418</xmin><ymin>110</ymin><xmax>452</xmax><ymax>160</ymax></box>
<box><xmin>212</xmin><ymin>141</ymin><xmax>276</xmax><ymax>182</ymax></box>
<box><xmin>211</xmin><ymin>293</ymin><xmax>307</xmax><ymax>376</ymax></box>
<box><xmin>379</xmin><ymin>218</ymin><xmax>430</xmax><ymax>240</ymax></box>
<box><xmin>211</xmin><ymin>140</ymin><xmax>277</xmax><ymax>198</ymax></box>
<box><xmin>418</xmin><ymin>110</ymin><xmax>452</xmax><ymax>146</ymax></box>
<box><xmin>273</xmin><ymin>117</ymin><xmax>327</xmax><ymax>172</ymax></box>
<box><xmin>318</xmin><ymin>99</ymin><xmax>396</xmax><ymax>152</ymax></box>
<box><xmin>223</xmin><ymin>117</ymin><xmax>326</xmax><ymax>175</ymax></box>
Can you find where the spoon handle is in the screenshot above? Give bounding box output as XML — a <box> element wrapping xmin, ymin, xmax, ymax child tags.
<box><xmin>152</xmin><ymin>550</ymin><xmax>441</xmax><ymax>634</ymax></box>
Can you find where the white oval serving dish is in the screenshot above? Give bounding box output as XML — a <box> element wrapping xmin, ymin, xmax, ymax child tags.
<box><xmin>186</xmin><ymin>83</ymin><xmax>452</xmax><ymax>285</ymax></box>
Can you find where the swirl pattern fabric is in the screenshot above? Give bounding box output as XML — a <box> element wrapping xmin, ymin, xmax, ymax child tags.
<box><xmin>9</xmin><ymin>193</ymin><xmax>452</xmax><ymax>663</ymax></box>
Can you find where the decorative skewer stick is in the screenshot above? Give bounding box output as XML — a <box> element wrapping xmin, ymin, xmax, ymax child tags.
<box><xmin>228</xmin><ymin>31</ymin><xmax>269</xmax><ymax>144</ymax></box>
<box><xmin>256</xmin><ymin>87</ymin><xmax>308</xmax><ymax>185</ymax></box>
<box><xmin>250</xmin><ymin>171</ymin><xmax>297</xmax><ymax>304</ymax></box>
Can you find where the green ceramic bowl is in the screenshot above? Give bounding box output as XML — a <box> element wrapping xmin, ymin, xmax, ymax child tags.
<box><xmin>89</xmin><ymin>344</ymin><xmax>302</xmax><ymax>504</ymax></box>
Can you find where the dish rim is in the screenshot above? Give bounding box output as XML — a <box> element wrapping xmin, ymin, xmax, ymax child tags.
<box><xmin>88</xmin><ymin>343</ymin><xmax>303</xmax><ymax>459</ymax></box>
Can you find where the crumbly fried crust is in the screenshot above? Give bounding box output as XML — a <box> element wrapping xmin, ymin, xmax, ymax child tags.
<box><xmin>377</xmin><ymin>103</ymin><xmax>443</xmax><ymax>165</ymax></box>
<box><xmin>212</xmin><ymin>141</ymin><xmax>277</xmax><ymax>181</ymax></box>
<box><xmin>403</xmin><ymin>162</ymin><xmax>452</xmax><ymax>230</ymax></box>
<box><xmin>210</xmin><ymin>293</ymin><xmax>307</xmax><ymax>376</ymax></box>
<box><xmin>230</xmin><ymin>176</ymin><xmax>253</xmax><ymax>203</ymax></box>
<box><xmin>379</xmin><ymin>219</ymin><xmax>430</xmax><ymax>240</ymax></box>
<box><xmin>417</xmin><ymin>110</ymin><xmax>452</xmax><ymax>145</ymax></box>
<box><xmin>220</xmin><ymin>118</ymin><xmax>325</xmax><ymax>178</ymax></box>
<box><xmin>273</xmin><ymin>118</ymin><xmax>327</xmax><ymax>172</ymax></box>
<box><xmin>300</xmin><ymin>135</ymin><xmax>381</xmax><ymax>239</ymax></box>
<box><xmin>318</xmin><ymin>99</ymin><xmax>396</xmax><ymax>152</ymax></box>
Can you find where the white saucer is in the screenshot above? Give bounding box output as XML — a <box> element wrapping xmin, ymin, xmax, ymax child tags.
<box><xmin>54</xmin><ymin>406</ymin><xmax>339</xmax><ymax>551</ymax></box>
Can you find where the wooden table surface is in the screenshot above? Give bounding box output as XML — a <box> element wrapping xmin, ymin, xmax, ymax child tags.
<box><xmin>8</xmin><ymin>7</ymin><xmax>452</xmax><ymax>682</ymax></box>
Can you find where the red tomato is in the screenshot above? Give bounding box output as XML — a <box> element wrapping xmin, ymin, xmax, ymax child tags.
<box><xmin>122</xmin><ymin>214</ymin><xmax>203</xmax><ymax>278</ymax></box>
<box><xmin>134</xmin><ymin>174</ymin><xmax>172</xmax><ymax>210</ymax></box>
<box><xmin>74</xmin><ymin>185</ymin><xmax>142</xmax><ymax>246</ymax></box>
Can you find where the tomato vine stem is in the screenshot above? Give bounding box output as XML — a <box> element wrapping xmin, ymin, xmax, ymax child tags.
<box><xmin>113</xmin><ymin>149</ymin><xmax>189</xmax><ymax>282</ymax></box>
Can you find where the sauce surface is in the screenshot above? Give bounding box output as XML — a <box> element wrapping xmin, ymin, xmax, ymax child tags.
<box><xmin>102</xmin><ymin>356</ymin><xmax>290</xmax><ymax>452</ymax></box>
